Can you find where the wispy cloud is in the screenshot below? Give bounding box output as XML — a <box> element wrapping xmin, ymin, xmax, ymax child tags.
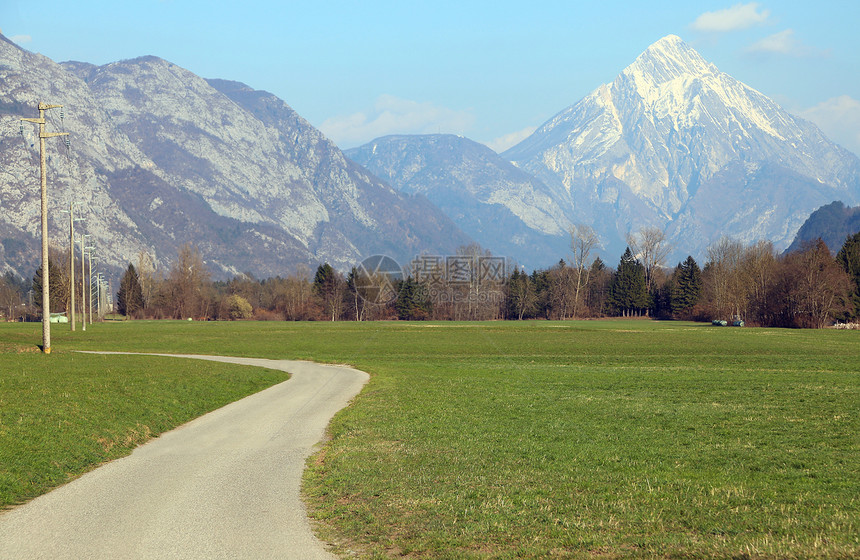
<box><xmin>800</xmin><ymin>95</ymin><xmax>860</xmax><ymax>156</ymax></box>
<box><xmin>10</xmin><ymin>34</ymin><xmax>33</xmax><ymax>44</ymax></box>
<box><xmin>690</xmin><ymin>3</ymin><xmax>770</xmax><ymax>32</ymax></box>
<box><xmin>746</xmin><ymin>29</ymin><xmax>829</xmax><ymax>57</ymax></box>
<box><xmin>320</xmin><ymin>95</ymin><xmax>475</xmax><ymax>148</ymax></box>
<box><xmin>484</xmin><ymin>126</ymin><xmax>537</xmax><ymax>154</ymax></box>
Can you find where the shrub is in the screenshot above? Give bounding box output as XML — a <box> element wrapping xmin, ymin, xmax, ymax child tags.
<box><xmin>225</xmin><ymin>294</ymin><xmax>253</xmax><ymax>320</ymax></box>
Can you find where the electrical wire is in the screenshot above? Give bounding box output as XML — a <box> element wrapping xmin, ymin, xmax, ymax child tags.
<box><xmin>18</xmin><ymin>118</ymin><xmax>39</xmax><ymax>182</ymax></box>
<box><xmin>59</xmin><ymin>108</ymin><xmax>76</xmax><ymax>207</ymax></box>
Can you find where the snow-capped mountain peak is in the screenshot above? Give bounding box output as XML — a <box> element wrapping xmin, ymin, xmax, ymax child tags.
<box><xmin>617</xmin><ymin>35</ymin><xmax>787</xmax><ymax>140</ymax></box>
<box><xmin>622</xmin><ymin>34</ymin><xmax>716</xmax><ymax>91</ymax></box>
<box><xmin>505</xmin><ymin>35</ymin><xmax>860</xmax><ymax>262</ymax></box>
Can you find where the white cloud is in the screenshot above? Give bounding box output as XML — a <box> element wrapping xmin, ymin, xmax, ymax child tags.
<box><xmin>10</xmin><ymin>34</ymin><xmax>32</xmax><ymax>44</ymax></box>
<box><xmin>800</xmin><ymin>95</ymin><xmax>860</xmax><ymax>156</ymax></box>
<box><xmin>690</xmin><ymin>3</ymin><xmax>770</xmax><ymax>32</ymax></box>
<box><xmin>748</xmin><ymin>29</ymin><xmax>797</xmax><ymax>53</ymax></box>
<box><xmin>484</xmin><ymin>126</ymin><xmax>537</xmax><ymax>154</ymax></box>
<box><xmin>319</xmin><ymin>94</ymin><xmax>475</xmax><ymax>148</ymax></box>
<box><xmin>746</xmin><ymin>29</ymin><xmax>828</xmax><ymax>57</ymax></box>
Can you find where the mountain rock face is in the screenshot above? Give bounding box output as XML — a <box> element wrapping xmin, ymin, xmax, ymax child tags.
<box><xmin>505</xmin><ymin>35</ymin><xmax>860</xmax><ymax>261</ymax></box>
<box><xmin>346</xmin><ymin>134</ymin><xmax>571</xmax><ymax>268</ymax></box>
<box><xmin>0</xmin><ymin>35</ymin><xmax>469</xmax><ymax>280</ymax></box>
<box><xmin>786</xmin><ymin>201</ymin><xmax>860</xmax><ymax>254</ymax></box>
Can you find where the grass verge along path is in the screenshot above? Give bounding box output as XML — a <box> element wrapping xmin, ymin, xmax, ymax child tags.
<box><xmin>0</xmin><ymin>330</ymin><xmax>288</xmax><ymax>509</ymax></box>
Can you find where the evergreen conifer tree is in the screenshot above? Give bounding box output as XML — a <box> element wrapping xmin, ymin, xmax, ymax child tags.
<box><xmin>670</xmin><ymin>256</ymin><xmax>702</xmax><ymax>315</ymax></box>
<box><xmin>313</xmin><ymin>263</ymin><xmax>345</xmax><ymax>321</ymax></box>
<box><xmin>506</xmin><ymin>268</ymin><xmax>534</xmax><ymax>320</ymax></box>
<box><xmin>117</xmin><ymin>263</ymin><xmax>145</xmax><ymax>317</ymax></box>
<box><xmin>608</xmin><ymin>247</ymin><xmax>648</xmax><ymax>316</ymax></box>
<box><xmin>394</xmin><ymin>277</ymin><xmax>431</xmax><ymax>320</ymax></box>
<box><xmin>836</xmin><ymin>232</ymin><xmax>860</xmax><ymax>319</ymax></box>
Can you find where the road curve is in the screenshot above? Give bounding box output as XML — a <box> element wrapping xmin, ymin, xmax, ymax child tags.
<box><xmin>0</xmin><ymin>353</ymin><xmax>368</xmax><ymax>560</ymax></box>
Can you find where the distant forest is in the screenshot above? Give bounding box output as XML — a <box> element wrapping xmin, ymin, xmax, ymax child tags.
<box><xmin>3</xmin><ymin>226</ymin><xmax>860</xmax><ymax>329</ymax></box>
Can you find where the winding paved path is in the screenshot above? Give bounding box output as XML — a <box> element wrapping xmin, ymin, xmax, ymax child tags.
<box><xmin>0</xmin><ymin>353</ymin><xmax>368</xmax><ymax>560</ymax></box>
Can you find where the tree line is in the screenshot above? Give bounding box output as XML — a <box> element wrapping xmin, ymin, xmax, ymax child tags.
<box><xmin>2</xmin><ymin>229</ymin><xmax>859</xmax><ymax>328</ymax></box>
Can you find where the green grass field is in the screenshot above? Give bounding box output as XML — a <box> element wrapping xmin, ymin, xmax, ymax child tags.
<box><xmin>1</xmin><ymin>320</ymin><xmax>858</xmax><ymax>559</ymax></box>
<box><xmin>0</xmin><ymin>323</ymin><xmax>290</xmax><ymax>508</ymax></box>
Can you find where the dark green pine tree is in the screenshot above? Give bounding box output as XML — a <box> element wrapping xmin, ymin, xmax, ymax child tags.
<box><xmin>608</xmin><ymin>247</ymin><xmax>648</xmax><ymax>317</ymax></box>
<box><xmin>313</xmin><ymin>263</ymin><xmax>345</xmax><ymax>321</ymax></box>
<box><xmin>836</xmin><ymin>231</ymin><xmax>860</xmax><ymax>320</ymax></box>
<box><xmin>116</xmin><ymin>263</ymin><xmax>145</xmax><ymax>317</ymax></box>
<box><xmin>506</xmin><ymin>268</ymin><xmax>534</xmax><ymax>320</ymax></box>
<box><xmin>394</xmin><ymin>277</ymin><xmax>431</xmax><ymax>320</ymax></box>
<box><xmin>670</xmin><ymin>256</ymin><xmax>703</xmax><ymax>316</ymax></box>
<box><xmin>530</xmin><ymin>269</ymin><xmax>552</xmax><ymax>319</ymax></box>
<box><xmin>313</xmin><ymin>263</ymin><xmax>336</xmax><ymax>295</ymax></box>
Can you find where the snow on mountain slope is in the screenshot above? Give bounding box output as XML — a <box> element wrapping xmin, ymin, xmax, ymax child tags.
<box><xmin>347</xmin><ymin>134</ymin><xmax>572</xmax><ymax>267</ymax></box>
<box><xmin>505</xmin><ymin>34</ymin><xmax>860</xmax><ymax>259</ymax></box>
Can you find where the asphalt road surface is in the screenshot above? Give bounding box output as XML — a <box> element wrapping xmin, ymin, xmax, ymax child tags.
<box><xmin>0</xmin><ymin>354</ymin><xmax>368</xmax><ymax>560</ymax></box>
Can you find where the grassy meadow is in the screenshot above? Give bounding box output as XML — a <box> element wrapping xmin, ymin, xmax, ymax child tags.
<box><xmin>0</xmin><ymin>323</ymin><xmax>290</xmax><ymax>508</ymax></box>
<box><xmin>0</xmin><ymin>319</ymin><xmax>858</xmax><ymax>558</ymax></box>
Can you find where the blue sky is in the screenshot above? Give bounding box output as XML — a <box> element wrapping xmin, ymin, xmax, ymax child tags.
<box><xmin>2</xmin><ymin>1</ymin><xmax>858</xmax><ymax>154</ymax></box>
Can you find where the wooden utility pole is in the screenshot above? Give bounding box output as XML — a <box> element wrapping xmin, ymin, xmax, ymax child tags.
<box><xmin>87</xmin><ymin>248</ymin><xmax>94</xmax><ymax>325</ymax></box>
<box><xmin>63</xmin><ymin>202</ymin><xmax>77</xmax><ymax>331</ymax></box>
<box><xmin>80</xmin><ymin>234</ymin><xmax>88</xmax><ymax>331</ymax></box>
<box><xmin>21</xmin><ymin>103</ymin><xmax>68</xmax><ymax>354</ymax></box>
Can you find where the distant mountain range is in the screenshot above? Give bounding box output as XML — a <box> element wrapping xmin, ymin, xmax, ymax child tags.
<box><xmin>505</xmin><ymin>35</ymin><xmax>860</xmax><ymax>261</ymax></box>
<box><xmin>0</xmin><ymin>35</ymin><xmax>470</xmax><ymax>280</ymax></box>
<box><xmin>2</xmin><ymin>32</ymin><xmax>859</xmax><ymax>281</ymax></box>
<box><xmin>346</xmin><ymin>134</ymin><xmax>571</xmax><ymax>268</ymax></box>
<box><xmin>351</xmin><ymin>35</ymin><xmax>860</xmax><ymax>266</ymax></box>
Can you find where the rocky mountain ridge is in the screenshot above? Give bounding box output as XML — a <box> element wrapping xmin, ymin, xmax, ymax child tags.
<box><xmin>346</xmin><ymin>134</ymin><xmax>572</xmax><ymax>268</ymax></box>
<box><xmin>786</xmin><ymin>201</ymin><xmax>860</xmax><ymax>254</ymax></box>
<box><xmin>503</xmin><ymin>34</ymin><xmax>860</xmax><ymax>260</ymax></box>
<box><xmin>0</xmin><ymin>35</ymin><xmax>470</xmax><ymax>281</ymax></box>
<box><xmin>4</xmin><ymin>32</ymin><xmax>857</xmax><ymax>280</ymax></box>
<box><xmin>346</xmin><ymin>36</ymin><xmax>860</xmax><ymax>268</ymax></box>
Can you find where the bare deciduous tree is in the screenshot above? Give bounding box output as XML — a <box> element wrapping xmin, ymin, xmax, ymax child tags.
<box><xmin>789</xmin><ymin>239</ymin><xmax>851</xmax><ymax>328</ymax></box>
<box><xmin>627</xmin><ymin>226</ymin><xmax>671</xmax><ymax>296</ymax></box>
<box><xmin>269</xmin><ymin>265</ymin><xmax>316</xmax><ymax>320</ymax></box>
<box><xmin>136</xmin><ymin>250</ymin><xmax>159</xmax><ymax>311</ymax></box>
<box><xmin>453</xmin><ymin>243</ymin><xmax>501</xmax><ymax>321</ymax></box>
<box><xmin>0</xmin><ymin>274</ymin><xmax>23</xmax><ymax>320</ymax></box>
<box><xmin>548</xmin><ymin>261</ymin><xmax>576</xmax><ymax>319</ymax></box>
<box><xmin>570</xmin><ymin>224</ymin><xmax>600</xmax><ymax>318</ymax></box>
<box><xmin>705</xmin><ymin>237</ymin><xmax>745</xmax><ymax>320</ymax></box>
<box><xmin>163</xmin><ymin>243</ymin><xmax>211</xmax><ymax>319</ymax></box>
<box><xmin>741</xmin><ymin>240</ymin><xmax>777</xmax><ymax>321</ymax></box>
